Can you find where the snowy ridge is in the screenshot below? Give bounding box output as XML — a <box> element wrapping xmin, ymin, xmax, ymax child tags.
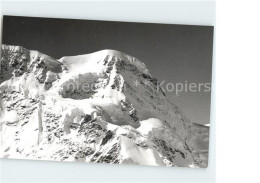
<box><xmin>0</xmin><ymin>45</ymin><xmax>209</xmax><ymax>168</ymax></box>
<box><xmin>59</xmin><ymin>49</ymin><xmax>150</xmax><ymax>75</ymax></box>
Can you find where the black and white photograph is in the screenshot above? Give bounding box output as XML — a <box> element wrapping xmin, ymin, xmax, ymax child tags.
<box><xmin>0</xmin><ymin>15</ymin><xmax>213</xmax><ymax>168</ymax></box>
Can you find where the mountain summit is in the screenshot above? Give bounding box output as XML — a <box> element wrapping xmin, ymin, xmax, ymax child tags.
<box><xmin>0</xmin><ymin>45</ymin><xmax>209</xmax><ymax>167</ymax></box>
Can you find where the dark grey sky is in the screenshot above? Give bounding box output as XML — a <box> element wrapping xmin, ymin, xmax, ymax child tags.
<box><xmin>2</xmin><ymin>15</ymin><xmax>214</xmax><ymax>125</ymax></box>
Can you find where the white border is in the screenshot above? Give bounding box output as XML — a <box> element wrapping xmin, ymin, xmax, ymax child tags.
<box><xmin>0</xmin><ymin>1</ymin><xmax>216</xmax><ymax>183</ymax></box>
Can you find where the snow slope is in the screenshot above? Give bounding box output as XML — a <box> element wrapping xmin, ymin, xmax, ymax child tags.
<box><xmin>0</xmin><ymin>45</ymin><xmax>209</xmax><ymax>168</ymax></box>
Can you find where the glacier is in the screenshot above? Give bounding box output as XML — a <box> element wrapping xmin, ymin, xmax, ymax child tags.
<box><xmin>0</xmin><ymin>45</ymin><xmax>209</xmax><ymax>168</ymax></box>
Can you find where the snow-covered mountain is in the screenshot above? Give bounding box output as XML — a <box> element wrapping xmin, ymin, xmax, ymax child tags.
<box><xmin>0</xmin><ymin>45</ymin><xmax>209</xmax><ymax>168</ymax></box>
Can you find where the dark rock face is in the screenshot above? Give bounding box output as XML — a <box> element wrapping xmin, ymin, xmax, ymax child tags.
<box><xmin>1</xmin><ymin>45</ymin><xmax>30</xmax><ymax>82</ymax></box>
<box><xmin>96</xmin><ymin>143</ymin><xmax>121</xmax><ymax>164</ymax></box>
<box><xmin>101</xmin><ymin>131</ymin><xmax>114</xmax><ymax>145</ymax></box>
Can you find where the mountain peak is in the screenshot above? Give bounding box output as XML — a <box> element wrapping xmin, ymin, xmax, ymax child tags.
<box><xmin>0</xmin><ymin>45</ymin><xmax>208</xmax><ymax>168</ymax></box>
<box><xmin>59</xmin><ymin>49</ymin><xmax>150</xmax><ymax>75</ymax></box>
